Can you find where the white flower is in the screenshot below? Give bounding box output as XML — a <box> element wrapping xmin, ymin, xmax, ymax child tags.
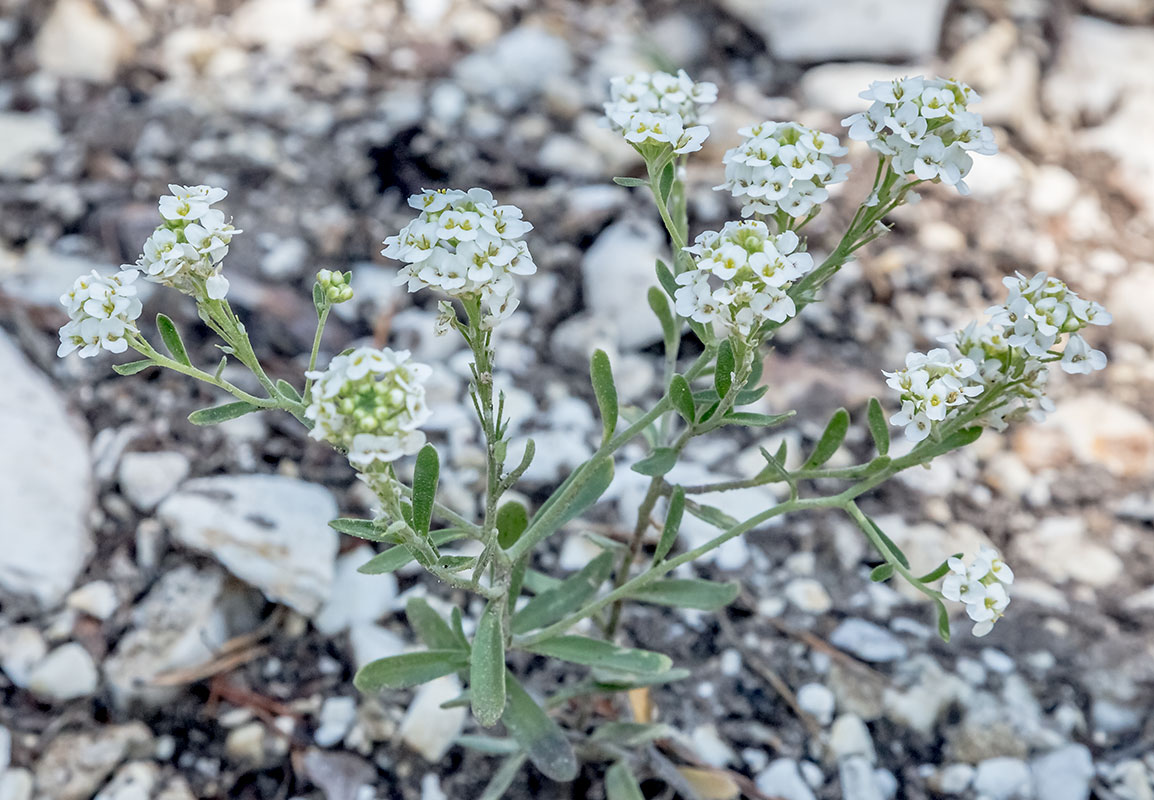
<box><xmin>305</xmin><ymin>347</ymin><xmax>433</xmax><ymax>466</ymax></box>
<box><xmin>1059</xmin><ymin>333</ymin><xmax>1106</xmax><ymax>374</ymax></box>
<box><xmin>716</xmin><ymin>121</ymin><xmax>849</xmax><ymax>219</ymax></box>
<box><xmin>58</xmin><ymin>270</ymin><xmax>143</xmax><ymax>358</ymax></box>
<box><xmin>676</xmin><ymin>220</ymin><xmax>814</xmax><ymax>338</ymax></box>
<box><xmin>383</xmin><ymin>188</ymin><xmax>536</xmax><ymax>325</ymax></box>
<box><xmin>842</xmin><ymin>76</ymin><xmax>995</xmax><ymax>194</ymax></box>
<box><xmin>604</xmin><ymin>69</ymin><xmax>717</xmax><ymax>155</ymax></box>
<box><xmin>158</xmin><ymin>184</ymin><xmax>227</xmax><ymax>222</ymax></box>
<box><xmin>940</xmin><ymin>548</ymin><xmax>1014</xmax><ymax>637</ymax></box>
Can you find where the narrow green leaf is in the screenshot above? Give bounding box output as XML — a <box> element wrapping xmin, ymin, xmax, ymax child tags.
<box><xmin>187</xmin><ymin>401</ymin><xmax>260</xmax><ymax>426</ymax></box>
<box><xmin>513</xmin><ymin>459</ymin><xmax>615</xmax><ymax>562</ymax></box>
<box><xmin>496</xmin><ymin>501</ymin><xmax>529</xmax><ymax>550</ymax></box>
<box><xmin>523</xmin><ymin>636</ymin><xmax>671</xmax><ymax>675</ymax></box>
<box><xmin>723</xmin><ymin>411</ymin><xmax>795</xmax><ymax>428</ymax></box>
<box><xmin>328</xmin><ymin>518</ymin><xmax>386</xmax><ymax>541</ymax></box>
<box><xmin>802</xmin><ymin>407</ymin><xmax>850</xmax><ymax>469</ymax></box>
<box><xmin>935</xmin><ymin>598</ymin><xmax>951</xmax><ymax>643</ymax></box>
<box><xmin>353</xmin><ymin>650</ymin><xmax>468</xmax><ymax>692</ymax></box>
<box><xmin>591</xmin><ymin>667</ymin><xmax>692</xmax><ymax>691</ymax></box>
<box><xmin>512</xmin><ymin>551</ymin><xmax>614</xmax><ymax>635</ymax></box>
<box><xmin>411</xmin><ymin>444</ymin><xmax>439</xmax><ymax>537</ymax></box>
<box><xmin>916</xmin><ymin>425</ymin><xmax>983</xmax><ymax>460</ymax></box>
<box><xmin>669</xmin><ymin>374</ymin><xmax>695</xmax><ymax>424</ymax></box>
<box><xmin>655</xmin><ymin>259</ymin><xmax>678</xmax><ymax>299</ymax></box>
<box><xmin>917</xmin><ymin>555</ymin><xmax>962</xmax><ymax>584</ymax></box>
<box><xmin>508</xmin><ymin>557</ymin><xmax>528</xmax><ymax>601</ymax></box>
<box><xmin>457</xmin><ymin>735</ymin><xmax>521</xmax><ymax>755</ymax></box>
<box><xmin>521</xmin><ymin>568</ymin><xmax>562</xmax><ymax>595</ymax></box>
<box><xmin>407</xmin><ymin>597</ymin><xmax>462</xmax><ymax>651</ymax></box>
<box><xmin>479</xmin><ymin>753</ymin><xmax>529</xmax><ymax>800</ymax></box>
<box><xmin>471</xmin><ymin>602</ymin><xmax>507</xmax><ymax>727</ymax></box>
<box><xmin>590</xmin><ymin>349</ymin><xmax>619</xmax><ymax>447</ymax></box>
<box><xmin>648</xmin><ymin>286</ymin><xmax>678</xmax><ymax>352</ymax></box>
<box><xmin>277</xmin><ymin>379</ymin><xmax>302</xmax><ymax>403</ymax></box>
<box><xmin>686</xmin><ymin>502</ymin><xmax>738</xmax><ymax>530</ymax></box>
<box><xmin>658</xmin><ymin>161</ymin><xmax>675</xmax><ymax>203</ymax></box>
<box><xmin>714</xmin><ymin>340</ymin><xmax>735</xmax><ymax>398</ymax></box>
<box><xmin>653</xmin><ymin>485</ymin><xmax>684</xmax><ymax>563</ymax></box>
<box><xmin>156</xmin><ymin>313</ymin><xmax>191</xmax><ymax>366</ymax></box>
<box><xmin>590</xmin><ymin>722</ymin><xmax>674</xmax><ymax>747</ymax></box>
<box><xmin>733</xmin><ymin>384</ymin><xmax>769</xmax><ymax>406</ymax></box>
<box><xmin>626</xmin><ymin>578</ymin><xmax>740</xmax><ymax>610</ymax></box>
<box><xmin>867</xmin><ymin>517</ymin><xmax>910</xmax><ymax>569</ymax></box>
<box><xmin>631</xmin><ymin>447</ymin><xmax>678</xmax><ymax>477</ymax></box>
<box><xmin>356</xmin><ymin>530</ymin><xmax>466</xmax><ymax>574</ymax></box>
<box><xmin>772</xmin><ymin>440</ymin><xmax>788</xmax><ymax>466</ymax></box>
<box><xmin>502</xmin><ymin>674</ymin><xmax>577</xmax><ymax>782</ymax></box>
<box><xmin>312</xmin><ymin>282</ymin><xmax>325</xmax><ymax>313</ymax></box>
<box><xmin>612</xmin><ymin>176</ymin><xmax>649</xmax><ymax>187</ymax></box>
<box><xmin>869</xmin><ymin>563</ymin><xmax>895</xmax><ymax>582</ymax></box>
<box><xmin>553</xmin><ymin>458</ymin><xmax>615</xmax><ymax>529</ymax></box>
<box><xmin>113</xmin><ymin>359</ymin><xmax>154</xmax><ymax>376</ymax></box>
<box><xmin>606</xmin><ymin>761</ymin><xmax>645</xmax><ymax>800</ymax></box>
<box><xmin>451</xmin><ymin>608</ymin><xmax>469</xmax><ymax>650</ymax></box>
<box><xmin>867</xmin><ymin>397</ymin><xmax>890</xmax><ymax>456</ymax></box>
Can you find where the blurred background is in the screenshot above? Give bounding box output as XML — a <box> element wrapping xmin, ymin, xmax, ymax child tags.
<box><xmin>1</xmin><ymin>0</ymin><xmax>1153</xmax><ymax>799</ymax></box>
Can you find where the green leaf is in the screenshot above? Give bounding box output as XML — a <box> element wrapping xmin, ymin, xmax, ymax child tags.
<box><xmin>869</xmin><ymin>563</ymin><xmax>895</xmax><ymax>582</ymax></box>
<box><xmin>631</xmin><ymin>447</ymin><xmax>678</xmax><ymax>477</ymax></box>
<box><xmin>407</xmin><ymin>597</ymin><xmax>462</xmax><ymax>651</ymax></box>
<box><xmin>802</xmin><ymin>407</ymin><xmax>850</xmax><ymax>469</ymax></box>
<box><xmin>451</xmin><ymin>608</ymin><xmax>469</xmax><ymax>650</ymax></box>
<box><xmin>723</xmin><ymin>411</ymin><xmax>795</xmax><ymax>428</ymax></box>
<box><xmin>356</xmin><ymin>529</ymin><xmax>467</xmax><ymax>574</ymax></box>
<box><xmin>591</xmin><ymin>722</ymin><xmax>674</xmax><ymax>747</ymax></box>
<box><xmin>626</xmin><ymin>578</ymin><xmax>740</xmax><ymax>610</ymax></box>
<box><xmin>935</xmin><ymin>598</ymin><xmax>951</xmax><ymax>643</ymax></box>
<box><xmin>606</xmin><ymin>761</ymin><xmax>645</xmax><ymax>800</ymax></box>
<box><xmin>867</xmin><ymin>517</ymin><xmax>910</xmax><ymax>569</ymax></box>
<box><xmin>867</xmin><ymin>397</ymin><xmax>890</xmax><ymax>456</ymax></box>
<box><xmin>328</xmin><ymin>518</ymin><xmax>387</xmax><ymax>541</ymax></box>
<box><xmin>522</xmin><ymin>569</ymin><xmax>563</xmax><ymax>595</ymax></box>
<box><xmin>496</xmin><ymin>501</ymin><xmax>529</xmax><ymax>550</ymax></box>
<box><xmin>591</xmin><ymin>667</ymin><xmax>692</xmax><ymax>691</ymax></box>
<box><xmin>112</xmin><ymin>359</ymin><xmax>154</xmax><ymax>376</ymax></box>
<box><xmin>917</xmin><ymin>425</ymin><xmax>983</xmax><ymax>460</ymax></box>
<box><xmin>714</xmin><ymin>340</ymin><xmax>735</xmax><ymax>398</ymax></box>
<box><xmin>658</xmin><ymin>161</ymin><xmax>675</xmax><ymax>204</ymax></box>
<box><xmin>512</xmin><ymin>458</ymin><xmax>615</xmax><ymax>561</ymax></box>
<box><xmin>187</xmin><ymin>401</ymin><xmax>260</xmax><ymax>426</ymax></box>
<box><xmin>479</xmin><ymin>753</ymin><xmax>529</xmax><ymax>800</ymax></box>
<box><xmin>277</xmin><ymin>379</ymin><xmax>302</xmax><ymax>403</ymax></box>
<box><xmin>470</xmin><ymin>602</ymin><xmax>507</xmax><ymax>727</ymax></box>
<box><xmin>156</xmin><ymin>313</ymin><xmax>191</xmax><ymax>366</ymax></box>
<box><xmin>512</xmin><ymin>550</ymin><xmax>615</xmax><ymax>635</ymax></box>
<box><xmin>456</xmin><ymin>735</ymin><xmax>521</xmax><ymax>755</ymax></box>
<box><xmin>653</xmin><ymin>485</ymin><xmax>684</xmax><ymax>563</ymax></box>
<box><xmin>353</xmin><ymin>650</ymin><xmax>468</xmax><ymax>692</ymax></box>
<box><xmin>502</xmin><ymin>673</ymin><xmax>577</xmax><ymax>782</ymax></box>
<box><xmin>411</xmin><ymin>444</ymin><xmax>439</xmax><ymax>537</ymax></box>
<box><xmin>655</xmin><ymin>259</ymin><xmax>678</xmax><ymax>299</ymax></box>
<box><xmin>669</xmin><ymin>374</ymin><xmax>695</xmax><ymax>424</ymax></box>
<box><xmin>312</xmin><ymin>282</ymin><xmax>325</xmax><ymax>313</ymax></box>
<box><xmin>590</xmin><ymin>349</ymin><xmax>619</xmax><ymax>447</ymax></box>
<box><xmin>523</xmin><ymin>636</ymin><xmax>671</xmax><ymax>675</ymax></box>
<box><xmin>686</xmin><ymin>502</ymin><xmax>738</xmax><ymax>530</ymax></box>
<box><xmin>917</xmin><ymin>555</ymin><xmax>962</xmax><ymax>583</ymax></box>
<box><xmin>732</xmin><ymin>384</ymin><xmax>769</xmax><ymax>406</ymax></box>
<box><xmin>648</xmin><ymin>286</ymin><xmax>678</xmax><ymax>353</ymax></box>
<box><xmin>612</xmin><ymin>176</ymin><xmax>649</xmax><ymax>187</ymax></box>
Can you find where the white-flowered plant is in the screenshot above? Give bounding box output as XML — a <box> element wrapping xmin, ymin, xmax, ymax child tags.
<box><xmin>717</xmin><ymin>121</ymin><xmax>850</xmax><ymax>222</ymax></box>
<box><xmin>843</xmin><ymin>76</ymin><xmax>996</xmax><ymax>196</ymax></box>
<box><xmin>55</xmin><ymin>72</ymin><xmax>1112</xmax><ymax>799</ymax></box>
<box><xmin>382</xmin><ymin>188</ymin><xmax>536</xmax><ymax>325</ymax></box>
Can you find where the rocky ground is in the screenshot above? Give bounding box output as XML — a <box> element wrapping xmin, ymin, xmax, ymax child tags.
<box><xmin>2</xmin><ymin>0</ymin><xmax>1154</xmax><ymax>799</ymax></box>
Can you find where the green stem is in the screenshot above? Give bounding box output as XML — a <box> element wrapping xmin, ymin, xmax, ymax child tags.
<box><xmin>302</xmin><ymin>305</ymin><xmax>330</xmax><ymax>401</ymax></box>
<box><xmin>131</xmin><ymin>337</ymin><xmax>278</xmax><ymax>409</ymax></box>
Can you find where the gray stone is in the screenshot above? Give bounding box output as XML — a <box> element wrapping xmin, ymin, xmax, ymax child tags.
<box><xmin>755</xmin><ymin>759</ymin><xmax>817</xmax><ymax>800</ymax></box>
<box><xmin>313</xmin><ymin>545</ymin><xmax>398</xmax><ymax>635</ymax></box>
<box><xmin>453</xmin><ymin>26</ymin><xmax>574</xmax><ymax>111</ymax></box>
<box><xmin>0</xmin><ymin>768</ymin><xmax>32</xmax><ymax>800</ymax></box>
<box><xmin>839</xmin><ymin>755</ymin><xmax>884</xmax><ymax>800</ymax></box>
<box><xmin>974</xmin><ymin>757</ymin><xmax>1035</xmax><ymax>800</ymax></box>
<box><xmin>66</xmin><ymin>580</ymin><xmax>120</xmax><ymax>620</ymax></box>
<box><xmin>400</xmin><ymin>675</ymin><xmax>467</xmax><ymax>762</ymax></box>
<box><xmin>1030</xmin><ymin>745</ymin><xmax>1093</xmax><ymax>800</ymax></box>
<box><xmin>33</xmin><ymin>723</ymin><xmax>152</xmax><ymax>800</ymax></box>
<box><xmin>0</xmin><ymin>331</ymin><xmax>93</xmax><ymax>609</ymax></box>
<box><xmin>33</xmin><ymin>0</ymin><xmax>129</xmax><ymax>83</ymax></box>
<box><xmin>94</xmin><ymin>761</ymin><xmax>159</xmax><ymax>800</ymax></box>
<box><xmin>719</xmin><ymin>0</ymin><xmax>947</xmax><ymax>62</ymax></box>
<box><xmin>797</xmin><ymin>683</ymin><xmax>836</xmax><ymax>726</ymax></box>
<box><xmin>26</xmin><ymin>642</ymin><xmax>99</xmax><ymax>702</ymax></box>
<box><xmin>0</xmin><ymin>112</ymin><xmax>63</xmax><ymax>179</ymax></box>
<box><xmin>158</xmin><ymin>474</ymin><xmax>338</xmax><ymax>615</ymax></box>
<box><xmin>829</xmin><ymin>619</ymin><xmax>907</xmax><ymax>663</ymax></box>
<box><xmin>935</xmin><ymin>764</ymin><xmax>975</xmax><ymax>794</ymax></box>
<box><xmin>0</xmin><ymin>625</ymin><xmax>48</xmax><ymax>688</ymax></box>
<box><xmin>315</xmin><ymin>696</ymin><xmax>358</xmax><ymax>748</ymax></box>
<box><xmin>580</xmin><ymin>218</ymin><xmax>667</xmax><ymax>350</ymax></box>
<box><xmin>829</xmin><ymin>714</ymin><xmax>876</xmax><ymax>763</ymax></box>
<box><xmin>117</xmin><ymin>451</ymin><xmax>190</xmax><ymax>511</ymax></box>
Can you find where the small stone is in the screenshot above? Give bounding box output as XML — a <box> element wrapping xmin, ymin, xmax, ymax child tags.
<box><xmin>973</xmin><ymin>757</ymin><xmax>1034</xmax><ymax>800</ymax></box>
<box><xmin>1049</xmin><ymin>395</ymin><xmax>1154</xmax><ymax>479</ymax></box>
<box><xmin>399</xmin><ymin>675</ymin><xmax>467</xmax><ymax>763</ymax></box>
<box><xmin>797</xmin><ymin>683</ymin><xmax>836</xmax><ymax>726</ymax></box>
<box><xmin>785</xmin><ymin>578</ymin><xmax>833</xmax><ymax>614</ymax></box>
<box><xmin>33</xmin><ymin>723</ymin><xmax>151</xmax><ymax>800</ymax></box>
<box><xmin>34</xmin><ymin>0</ymin><xmax>130</xmax><ymax>83</ymax></box>
<box><xmin>315</xmin><ymin>697</ymin><xmax>358</xmax><ymax>748</ymax></box>
<box><xmin>558</xmin><ymin>534</ymin><xmax>607</xmax><ymax>572</ymax></box>
<box><xmin>452</xmin><ymin>27</ymin><xmax>573</xmax><ymax>111</ymax></box>
<box><xmin>1108</xmin><ymin>263</ymin><xmax>1154</xmax><ymax>348</ymax></box>
<box><xmin>158</xmin><ymin>475</ymin><xmax>339</xmax><ymax>615</ymax></box>
<box><xmin>0</xmin><ymin>625</ymin><xmax>48</xmax><ymax>688</ymax></box>
<box><xmin>1013</xmin><ymin>516</ymin><xmax>1123</xmax><ymax>588</ymax></box>
<box><xmin>117</xmin><ymin>452</ymin><xmax>190</xmax><ymax>512</ymax></box>
<box><xmin>421</xmin><ymin>773</ymin><xmax>447</xmax><ymax>800</ymax></box>
<box><xmin>719</xmin><ymin>648</ymin><xmax>742</xmax><ymax>677</ymax></box>
<box><xmin>313</xmin><ymin>546</ymin><xmax>398</xmax><ymax>635</ymax></box>
<box><xmin>755</xmin><ymin>759</ymin><xmax>817</xmax><ymax>800</ymax></box>
<box><xmin>934</xmin><ymin>764</ymin><xmax>975</xmax><ymax>794</ymax></box>
<box><xmin>66</xmin><ymin>580</ymin><xmax>120</xmax><ymax>620</ymax></box>
<box><xmin>1030</xmin><ymin>745</ymin><xmax>1093</xmax><ymax>800</ymax></box>
<box><xmin>581</xmin><ymin>219</ymin><xmax>667</xmax><ymax>350</ymax></box>
<box><xmin>26</xmin><ymin>642</ymin><xmax>99</xmax><ymax>701</ymax></box>
<box><xmin>981</xmin><ymin>648</ymin><xmax>1016</xmax><ymax>675</ymax></box>
<box><xmin>348</xmin><ymin>623</ymin><xmax>406</xmax><ymax>671</ymax></box>
<box><xmin>225</xmin><ymin>722</ymin><xmax>268</xmax><ymax>765</ymax></box>
<box><xmin>828</xmin><ymin>714</ymin><xmax>876</xmax><ymax>763</ymax></box>
<box><xmin>94</xmin><ymin>762</ymin><xmax>159</xmax><ymax>800</ymax></box>
<box><xmin>0</xmin><ymin>725</ymin><xmax>9</xmax><ymax>772</ymax></box>
<box><xmin>829</xmin><ymin>619</ymin><xmax>908</xmax><ymax>663</ymax></box>
<box><xmin>1029</xmin><ymin>166</ymin><xmax>1081</xmax><ymax>216</ymax></box>
<box><xmin>691</xmin><ymin>725</ymin><xmax>737</xmax><ymax>767</ymax></box>
<box><xmin>0</xmin><ymin>113</ymin><xmax>64</xmax><ymax>179</ymax></box>
<box><xmin>300</xmin><ymin>749</ymin><xmax>375</xmax><ymax>800</ymax></box>
<box><xmin>883</xmin><ymin>656</ymin><xmax>966</xmax><ymax>736</ymax></box>
<box><xmin>0</xmin><ymin>769</ymin><xmax>33</xmax><ymax>800</ymax></box>
<box><xmin>838</xmin><ymin>755</ymin><xmax>884</xmax><ymax>800</ymax></box>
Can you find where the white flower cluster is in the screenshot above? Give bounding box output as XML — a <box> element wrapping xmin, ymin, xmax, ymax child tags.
<box><xmin>885</xmin><ymin>272</ymin><xmax>1110</xmax><ymax>441</ymax></box>
<box><xmin>136</xmin><ymin>185</ymin><xmax>242</xmax><ymax>300</ymax></box>
<box><xmin>842</xmin><ymin>76</ymin><xmax>996</xmax><ymax>195</ymax></box>
<box><xmin>603</xmin><ymin>70</ymin><xmax>718</xmax><ymax>155</ymax></box>
<box><xmin>717</xmin><ymin>121</ymin><xmax>850</xmax><ymax>219</ymax></box>
<box><xmin>942</xmin><ymin>546</ymin><xmax>1014</xmax><ymax>637</ymax></box>
<box><xmin>676</xmin><ymin>222</ymin><xmax>814</xmax><ymax>338</ymax></box>
<box><xmin>305</xmin><ymin>347</ymin><xmax>432</xmax><ymax>467</ymax></box>
<box><xmin>58</xmin><ymin>270</ymin><xmax>144</xmax><ymax>358</ymax></box>
<box><xmin>382</xmin><ymin>188</ymin><xmax>536</xmax><ymax>325</ymax></box>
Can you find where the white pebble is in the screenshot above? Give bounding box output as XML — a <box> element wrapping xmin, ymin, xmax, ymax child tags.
<box><xmin>66</xmin><ymin>580</ymin><xmax>120</xmax><ymax>620</ymax></box>
<box><xmin>26</xmin><ymin>642</ymin><xmax>98</xmax><ymax>701</ymax></box>
<box><xmin>797</xmin><ymin>683</ymin><xmax>836</xmax><ymax>726</ymax></box>
<box><xmin>314</xmin><ymin>696</ymin><xmax>358</xmax><ymax>748</ymax></box>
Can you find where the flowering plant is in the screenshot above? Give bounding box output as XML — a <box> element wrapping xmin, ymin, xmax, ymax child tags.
<box><xmin>59</xmin><ymin>71</ymin><xmax>1110</xmax><ymax>795</ymax></box>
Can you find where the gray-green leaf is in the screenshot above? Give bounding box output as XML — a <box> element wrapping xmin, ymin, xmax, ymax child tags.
<box><xmin>113</xmin><ymin>359</ymin><xmax>154</xmax><ymax>376</ymax></box>
<box><xmin>411</xmin><ymin>444</ymin><xmax>439</xmax><ymax>537</ymax></box>
<box><xmin>669</xmin><ymin>374</ymin><xmax>695</xmax><ymax>425</ymax></box>
<box><xmin>156</xmin><ymin>313</ymin><xmax>191</xmax><ymax>366</ymax></box>
<box><xmin>631</xmin><ymin>447</ymin><xmax>678</xmax><ymax>477</ymax></box>
<box><xmin>803</xmin><ymin>407</ymin><xmax>850</xmax><ymax>468</ymax></box>
<box><xmin>187</xmin><ymin>401</ymin><xmax>260</xmax><ymax>426</ymax></box>
<box><xmin>653</xmin><ymin>485</ymin><xmax>684</xmax><ymax>564</ymax></box>
<box><xmin>407</xmin><ymin>597</ymin><xmax>463</xmax><ymax>651</ymax></box>
<box><xmin>511</xmin><ymin>550</ymin><xmax>614</xmax><ymax>635</ymax></box>
<box><xmin>502</xmin><ymin>673</ymin><xmax>577</xmax><ymax>782</ymax></box>
<box><xmin>867</xmin><ymin>397</ymin><xmax>889</xmax><ymax>456</ymax></box>
<box><xmin>353</xmin><ymin>650</ymin><xmax>468</xmax><ymax>692</ymax></box>
<box><xmin>523</xmin><ymin>636</ymin><xmax>671</xmax><ymax>675</ymax></box>
<box><xmin>606</xmin><ymin>761</ymin><xmax>645</xmax><ymax>800</ymax></box>
<box><xmin>626</xmin><ymin>578</ymin><xmax>739</xmax><ymax>610</ymax></box>
<box><xmin>590</xmin><ymin>349</ymin><xmax>618</xmax><ymax>447</ymax></box>
<box><xmin>470</xmin><ymin>602</ymin><xmax>506</xmax><ymax>727</ymax></box>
